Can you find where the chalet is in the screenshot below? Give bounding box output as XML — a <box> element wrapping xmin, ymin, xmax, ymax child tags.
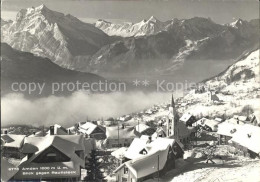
<box><xmin>193</xmin><ymin>118</ymin><xmax>219</xmax><ymax>132</ymax></box>
<box><xmin>230</xmin><ymin>124</ymin><xmax>260</xmax><ymax>158</ymax></box>
<box><xmin>46</xmin><ymin>124</ymin><xmax>68</xmax><ymax>135</ymax></box>
<box><xmin>1</xmin><ymin>134</ymin><xmax>26</xmax><ymax>158</ymax></box>
<box><xmin>11</xmin><ymin>135</ymin><xmax>95</xmax><ymax>181</ymax></box>
<box><xmin>179</xmin><ymin>113</ymin><xmax>196</xmax><ymax>126</ymax></box>
<box><xmin>114</xmin><ymin>138</ymin><xmax>182</xmax><ymax>182</ymax></box>
<box><xmin>152</xmin><ymin>127</ymin><xmax>167</xmax><ymax>138</ymax></box>
<box><xmin>217</xmin><ymin>121</ymin><xmax>243</xmax><ymax>144</ymax></box>
<box><xmin>135</xmin><ymin>123</ymin><xmax>155</xmax><ymax>136</ymax></box>
<box><xmin>78</xmin><ymin>122</ymin><xmax>106</xmax><ymax>140</ymax></box>
<box><xmin>104</xmin><ymin>126</ymin><xmax>139</xmax><ymax>148</ymax></box>
<box><xmin>124</xmin><ymin>137</ymin><xmax>184</xmax><ymax>161</ymax></box>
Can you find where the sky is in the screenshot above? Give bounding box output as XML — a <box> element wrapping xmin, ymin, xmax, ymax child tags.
<box><xmin>1</xmin><ymin>0</ymin><xmax>259</xmax><ymax>24</ymax></box>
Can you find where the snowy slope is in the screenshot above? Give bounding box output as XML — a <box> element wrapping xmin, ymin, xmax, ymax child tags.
<box><xmin>204</xmin><ymin>49</ymin><xmax>259</xmax><ymax>91</ymax></box>
<box><xmin>1</xmin><ymin>4</ymin><xmax>109</xmax><ymax>70</ymax></box>
<box><xmin>95</xmin><ymin>16</ymin><xmax>170</xmax><ymax>37</ymax></box>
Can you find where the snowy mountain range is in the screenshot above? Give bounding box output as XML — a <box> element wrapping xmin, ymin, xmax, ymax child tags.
<box><xmin>1</xmin><ymin>5</ymin><xmax>110</xmax><ymax>70</ymax></box>
<box><xmin>1</xmin><ymin>5</ymin><xmax>259</xmax><ymax>81</ymax></box>
<box><xmin>95</xmin><ymin>16</ymin><xmax>170</xmax><ymax>37</ymax></box>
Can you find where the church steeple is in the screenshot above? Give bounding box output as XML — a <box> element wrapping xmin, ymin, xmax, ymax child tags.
<box><xmin>171</xmin><ymin>94</ymin><xmax>175</xmax><ymax>108</ymax></box>
<box><xmin>166</xmin><ymin>94</ymin><xmax>178</xmax><ymax>137</ymax></box>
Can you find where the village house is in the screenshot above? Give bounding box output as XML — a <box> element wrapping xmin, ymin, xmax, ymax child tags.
<box><xmin>124</xmin><ymin>137</ymin><xmax>184</xmax><ymax>161</ymax></box>
<box><xmin>217</xmin><ymin>121</ymin><xmax>243</xmax><ymax>144</ymax></box>
<box><xmin>1</xmin><ymin>134</ymin><xmax>26</xmax><ymax>158</ymax></box>
<box><xmin>104</xmin><ymin>125</ymin><xmax>139</xmax><ymax>148</ymax></box>
<box><xmin>78</xmin><ymin>122</ymin><xmax>106</xmax><ymax>140</ymax></box>
<box><xmin>152</xmin><ymin>127</ymin><xmax>167</xmax><ymax>138</ymax></box>
<box><xmin>114</xmin><ymin>137</ymin><xmax>183</xmax><ymax>182</ymax></box>
<box><xmin>193</xmin><ymin>118</ymin><xmax>219</xmax><ymax>132</ymax></box>
<box><xmin>230</xmin><ymin>124</ymin><xmax>260</xmax><ymax>158</ymax></box>
<box><xmin>179</xmin><ymin>113</ymin><xmax>196</xmax><ymax>127</ymax></box>
<box><xmin>46</xmin><ymin>124</ymin><xmax>69</xmax><ymax>135</ymax></box>
<box><xmin>11</xmin><ymin>135</ymin><xmax>95</xmax><ymax>181</ymax></box>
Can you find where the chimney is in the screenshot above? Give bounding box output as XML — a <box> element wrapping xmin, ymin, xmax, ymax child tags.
<box><xmin>4</xmin><ymin>130</ymin><xmax>8</xmax><ymax>134</ymax></box>
<box><xmin>50</xmin><ymin>126</ymin><xmax>55</xmax><ymax>135</ymax></box>
<box><xmin>148</xmin><ymin>136</ymin><xmax>152</xmax><ymax>143</ymax></box>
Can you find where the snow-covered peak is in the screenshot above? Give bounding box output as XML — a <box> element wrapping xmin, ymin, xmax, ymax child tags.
<box><xmin>147</xmin><ymin>16</ymin><xmax>159</xmax><ymax>23</ymax></box>
<box><xmin>230</xmin><ymin>18</ymin><xmax>246</xmax><ymax>28</ymax></box>
<box><xmin>95</xmin><ymin>16</ymin><xmax>168</xmax><ymax>37</ymax></box>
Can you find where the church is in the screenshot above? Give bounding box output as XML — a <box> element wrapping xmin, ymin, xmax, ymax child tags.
<box><xmin>165</xmin><ymin>95</ymin><xmax>195</xmax><ymax>144</ymax></box>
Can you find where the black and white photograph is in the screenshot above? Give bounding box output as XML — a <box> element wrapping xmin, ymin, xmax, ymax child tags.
<box><xmin>1</xmin><ymin>0</ymin><xmax>259</xmax><ymax>181</ymax></box>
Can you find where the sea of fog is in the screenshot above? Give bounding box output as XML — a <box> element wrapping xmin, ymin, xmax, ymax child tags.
<box><xmin>1</xmin><ymin>91</ymin><xmax>180</xmax><ymax>127</ymax></box>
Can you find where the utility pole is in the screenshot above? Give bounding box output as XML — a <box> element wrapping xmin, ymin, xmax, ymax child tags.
<box><xmin>157</xmin><ymin>155</ymin><xmax>160</xmax><ymax>182</ymax></box>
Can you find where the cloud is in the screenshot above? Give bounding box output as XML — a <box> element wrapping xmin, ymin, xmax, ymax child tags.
<box><xmin>1</xmin><ymin>91</ymin><xmax>171</xmax><ymax>127</ymax></box>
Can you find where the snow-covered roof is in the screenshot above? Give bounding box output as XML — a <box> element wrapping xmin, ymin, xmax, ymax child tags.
<box><xmin>1</xmin><ymin>134</ymin><xmax>26</xmax><ymax>148</ymax></box>
<box><xmin>28</xmin><ymin>130</ymin><xmax>46</xmax><ymax>137</ymax></box>
<box><xmin>124</xmin><ymin>138</ymin><xmax>150</xmax><ymax>159</ymax></box>
<box><xmin>180</xmin><ymin>113</ymin><xmax>193</xmax><ymax>122</ymax></box>
<box><xmin>152</xmin><ymin>127</ymin><xmax>167</xmax><ymax>138</ymax></box>
<box><xmin>231</xmin><ymin>124</ymin><xmax>260</xmax><ymax>154</ymax></box>
<box><xmin>124</xmin><ymin>137</ymin><xmax>180</xmax><ymax>160</ymax></box>
<box><xmin>106</xmin><ymin>126</ymin><xmax>138</xmax><ymax>139</ymax></box>
<box><xmin>217</xmin><ymin>121</ymin><xmax>243</xmax><ymax>137</ymax></box>
<box><xmin>111</xmin><ymin>147</ymin><xmax>128</xmax><ymax>159</ymax></box>
<box><xmin>46</xmin><ymin>124</ymin><xmax>68</xmax><ymax>135</ymax></box>
<box><xmin>193</xmin><ymin>118</ymin><xmax>219</xmax><ymax>131</ymax></box>
<box><xmin>227</xmin><ymin>118</ymin><xmax>245</xmax><ymax>125</ymax></box>
<box><xmin>21</xmin><ymin>135</ymin><xmax>95</xmax><ymax>168</ymax></box>
<box><xmin>214</xmin><ymin>118</ymin><xmax>223</xmax><ymax>122</ymax></box>
<box><xmin>78</xmin><ymin>122</ymin><xmax>105</xmax><ymax>135</ymax></box>
<box><xmin>238</xmin><ymin>116</ymin><xmax>249</xmax><ymax>122</ymax></box>
<box><xmin>115</xmin><ymin>146</ymin><xmax>171</xmax><ymax>179</ymax></box>
<box><xmin>135</xmin><ymin>123</ymin><xmax>151</xmax><ymax>133</ymax></box>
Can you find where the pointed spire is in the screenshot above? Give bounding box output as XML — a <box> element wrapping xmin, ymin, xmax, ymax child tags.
<box><xmin>171</xmin><ymin>94</ymin><xmax>175</xmax><ymax>108</ymax></box>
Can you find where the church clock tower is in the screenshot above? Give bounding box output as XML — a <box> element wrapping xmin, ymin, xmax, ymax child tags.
<box><xmin>166</xmin><ymin>95</ymin><xmax>178</xmax><ymax>138</ymax></box>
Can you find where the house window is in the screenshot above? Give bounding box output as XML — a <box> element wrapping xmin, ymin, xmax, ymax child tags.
<box><xmin>33</xmin><ymin>146</ymin><xmax>70</xmax><ymax>163</ymax></box>
<box><xmin>124</xmin><ymin>167</ymin><xmax>128</xmax><ymax>174</ymax></box>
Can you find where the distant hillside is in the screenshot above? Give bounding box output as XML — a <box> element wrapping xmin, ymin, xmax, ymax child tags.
<box><xmin>1</xmin><ymin>43</ymin><xmax>105</xmax><ymax>97</ymax></box>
